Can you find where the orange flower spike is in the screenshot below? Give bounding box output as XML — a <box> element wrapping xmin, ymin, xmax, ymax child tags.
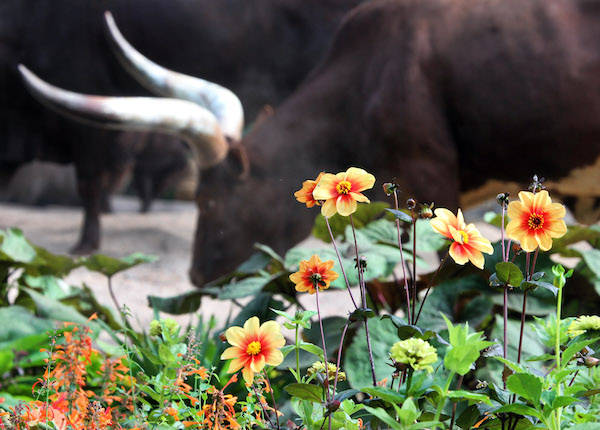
<box><xmin>220</xmin><ymin>317</ymin><xmax>285</xmax><ymax>384</ymax></box>
<box><xmin>289</xmin><ymin>255</ymin><xmax>339</xmax><ymax>294</ymax></box>
<box><xmin>506</xmin><ymin>190</ymin><xmax>567</xmax><ymax>252</ymax></box>
<box><xmin>431</xmin><ymin>208</ymin><xmax>493</xmax><ymax>269</ymax></box>
<box><xmin>312</xmin><ymin>167</ymin><xmax>375</xmax><ymax>217</ymax></box>
<box><xmin>294</xmin><ymin>172</ymin><xmax>325</xmax><ymax>208</ymax></box>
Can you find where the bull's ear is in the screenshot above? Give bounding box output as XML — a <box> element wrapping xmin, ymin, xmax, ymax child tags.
<box><xmin>227</xmin><ymin>141</ymin><xmax>250</xmax><ymax>181</ymax></box>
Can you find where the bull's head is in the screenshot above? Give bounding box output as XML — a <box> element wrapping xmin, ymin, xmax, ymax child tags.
<box><xmin>19</xmin><ymin>12</ymin><xmax>317</xmax><ymax>285</ymax></box>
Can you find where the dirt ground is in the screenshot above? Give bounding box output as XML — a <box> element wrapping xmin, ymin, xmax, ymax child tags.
<box><xmin>0</xmin><ymin>196</ymin><xmax>378</xmax><ymax>330</ymax></box>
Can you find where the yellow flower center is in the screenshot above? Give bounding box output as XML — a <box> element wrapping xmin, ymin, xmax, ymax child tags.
<box><xmin>336</xmin><ymin>180</ymin><xmax>352</xmax><ymax>195</ymax></box>
<box><xmin>528</xmin><ymin>213</ymin><xmax>544</xmax><ymax>230</ymax></box>
<box><xmin>246</xmin><ymin>341</ymin><xmax>262</xmax><ymax>356</ymax></box>
<box><xmin>457</xmin><ymin>230</ymin><xmax>469</xmax><ymax>244</ymax></box>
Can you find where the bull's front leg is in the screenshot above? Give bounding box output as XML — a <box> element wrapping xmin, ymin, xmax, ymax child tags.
<box><xmin>72</xmin><ymin>173</ymin><xmax>103</xmax><ymax>254</ymax></box>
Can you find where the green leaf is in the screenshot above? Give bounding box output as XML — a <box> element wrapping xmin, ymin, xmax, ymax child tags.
<box><xmin>447</xmin><ymin>390</ymin><xmax>492</xmax><ymax>405</ymax></box>
<box><xmin>22</xmin><ymin>288</ymin><xmax>91</xmax><ymax>326</ymax></box>
<box><xmin>298</xmin><ymin>342</ymin><xmax>324</xmax><ymax>358</ymax></box>
<box><xmin>158</xmin><ymin>343</ymin><xmax>176</xmax><ymax>365</ymax></box>
<box><xmin>495</xmin><ymin>262</ymin><xmax>524</xmax><ymax>287</ymax></box>
<box><xmin>442</xmin><ymin>314</ymin><xmax>493</xmax><ymax>375</ymax></box>
<box><xmin>284</xmin><ymin>383</ymin><xmax>324</xmax><ymax>403</ymax></box>
<box><xmin>551</xmin><ymin>395</ymin><xmax>577</xmax><ymax>409</ymax></box>
<box><xmin>397</xmin><ymin>397</ymin><xmax>420</xmax><ymax>426</ymax></box>
<box><xmin>0</xmin><ymin>228</ymin><xmax>36</xmax><ymax>263</ymax></box>
<box><xmin>218</xmin><ymin>273</ymin><xmax>281</xmax><ymax>299</ymax></box>
<box><xmin>561</xmin><ymin>338</ymin><xmax>600</xmax><ymax>368</ymax></box>
<box><xmin>362</xmin><ymin>406</ymin><xmax>403</xmax><ymax>430</ymax></box>
<box><xmin>361</xmin><ymin>387</ymin><xmax>405</xmax><ymax>406</ymax></box>
<box><xmin>385</xmin><ymin>208</ymin><xmax>413</xmax><ymax>223</ymax></box>
<box><xmin>506</xmin><ymin>373</ymin><xmax>542</xmax><ymax>404</ymax></box>
<box><xmin>520</xmin><ymin>280</ymin><xmax>558</xmax><ymax>295</ymax></box>
<box><xmin>253</xmin><ymin>243</ymin><xmax>285</xmax><ymax>265</ymax></box>
<box><xmin>0</xmin><ymin>350</ymin><xmax>15</xmax><ymax>374</ymax></box>
<box><xmin>494</xmin><ymin>403</ymin><xmax>541</xmax><ymax>419</ymax></box>
<box><xmin>0</xmin><ymin>306</ymin><xmax>54</xmax><ymax>344</ymax></box>
<box><xmin>147</xmin><ymin>290</ymin><xmax>202</xmax><ymax>315</ymax></box>
<box><xmin>83</xmin><ymin>252</ymin><xmax>157</xmax><ymax>277</ymax></box>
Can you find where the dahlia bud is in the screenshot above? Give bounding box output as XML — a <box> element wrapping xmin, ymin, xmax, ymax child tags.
<box><xmin>496</xmin><ymin>192</ymin><xmax>510</xmax><ymax>207</ymax></box>
<box><xmin>406</xmin><ymin>198</ymin><xmax>416</xmax><ymax>210</ymax></box>
<box><xmin>419</xmin><ymin>203</ymin><xmax>434</xmax><ymax>219</ymax></box>
<box><xmin>382</xmin><ymin>182</ymin><xmax>398</xmax><ymax>196</ymax></box>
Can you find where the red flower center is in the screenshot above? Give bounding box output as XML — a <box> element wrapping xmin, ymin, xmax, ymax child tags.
<box><xmin>528</xmin><ymin>213</ymin><xmax>544</xmax><ymax>230</ymax></box>
<box><xmin>246</xmin><ymin>341</ymin><xmax>262</xmax><ymax>356</ymax></box>
<box><xmin>336</xmin><ymin>180</ymin><xmax>352</xmax><ymax>195</ymax></box>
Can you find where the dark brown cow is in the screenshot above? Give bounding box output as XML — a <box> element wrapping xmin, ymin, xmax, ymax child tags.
<box><xmin>2</xmin><ymin>0</ymin><xmax>361</xmax><ymax>253</ymax></box>
<box><xmin>20</xmin><ymin>0</ymin><xmax>600</xmax><ymax>285</ymax></box>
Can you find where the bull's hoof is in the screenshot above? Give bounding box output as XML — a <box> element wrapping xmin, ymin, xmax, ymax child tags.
<box><xmin>70</xmin><ymin>242</ymin><xmax>99</xmax><ymax>255</ymax></box>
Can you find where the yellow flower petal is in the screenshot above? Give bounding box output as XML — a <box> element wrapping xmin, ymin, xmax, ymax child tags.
<box><xmin>221</xmin><ymin>346</ymin><xmax>242</xmax><ymax>360</ymax></box>
<box><xmin>225</xmin><ymin>327</ymin><xmax>246</xmax><ymax>347</ymax></box>
<box><xmin>243</xmin><ymin>317</ymin><xmax>260</xmax><ymax>336</ymax></box>
<box><xmin>521</xmin><ymin>234</ymin><xmax>539</xmax><ymax>252</ymax></box>
<box><xmin>507</xmin><ymin>201</ymin><xmax>525</xmax><ymax>220</ymax></box>
<box><xmin>312</xmin><ymin>174</ymin><xmax>337</xmax><ymax>200</ymax></box>
<box><xmin>345</xmin><ymin>167</ymin><xmax>375</xmax><ymax>192</ymax></box>
<box><xmin>242</xmin><ymin>367</ymin><xmax>254</xmax><ymax>384</ymax></box>
<box><xmin>250</xmin><ymin>354</ymin><xmax>265</xmax><ymax>373</ymax></box>
<box><xmin>321</xmin><ymin>199</ymin><xmax>337</xmax><ymax>218</ymax></box>
<box><xmin>456</xmin><ymin>209</ymin><xmax>466</xmax><ymax>229</ymax></box>
<box><xmin>265</xmin><ymin>349</ymin><xmax>284</xmax><ymax>366</ymax></box>
<box><xmin>227</xmin><ymin>357</ymin><xmax>246</xmax><ymax>373</ymax></box>
<box><xmin>350</xmin><ymin>192</ymin><xmax>370</xmax><ymax>203</ymax></box>
<box><xmin>547</xmin><ymin>220</ymin><xmax>567</xmax><ymax>238</ymax></box>
<box><xmin>449</xmin><ymin>242</ymin><xmax>469</xmax><ymax>265</ymax></box>
<box><xmin>336</xmin><ymin>195</ymin><xmax>357</xmax><ymax>217</ymax></box>
<box><xmin>546</xmin><ymin>202</ymin><xmax>566</xmax><ymax>219</ymax></box>
<box><xmin>536</xmin><ymin>231</ymin><xmax>553</xmax><ymax>251</ymax></box>
<box><xmin>466</xmin><ymin>248</ymin><xmax>485</xmax><ymax>270</ymax></box>
<box><xmin>533</xmin><ymin>190</ymin><xmax>550</xmax><ymax>211</ymax></box>
<box><xmin>518</xmin><ymin>191</ymin><xmax>534</xmax><ymax>209</ymax></box>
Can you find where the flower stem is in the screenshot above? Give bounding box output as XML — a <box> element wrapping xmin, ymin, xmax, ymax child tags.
<box><xmin>405</xmin><ymin>368</ymin><xmax>414</xmax><ymax>394</ymax></box>
<box><xmin>433</xmin><ymin>371</ymin><xmax>455</xmax><ymax>429</ymax></box>
<box><xmin>449</xmin><ymin>374</ymin><xmax>464</xmax><ymax>429</ymax></box>
<box><xmin>393</xmin><ymin>190</ymin><xmax>412</xmax><ymax>324</ymax></box>
<box><xmin>555</xmin><ymin>283</ymin><xmax>563</xmax><ymax>427</ymax></box>
<box><xmin>333</xmin><ymin>322</ymin><xmax>349</xmax><ymax>394</ymax></box>
<box><xmin>516</xmin><ymin>290</ymin><xmax>528</xmax><ymax>364</ymax></box>
<box><xmin>411</xmin><ymin>219</ymin><xmax>417</xmax><ymax>324</ymax></box>
<box><xmin>324</xmin><ymin>216</ymin><xmax>358</xmax><ymax>309</ymax></box>
<box><xmin>501</xmin><ymin>205</ymin><xmax>506</xmax><ymax>261</ymax></box>
<box><xmin>414</xmin><ymin>253</ymin><xmax>449</xmax><ymax>325</ymax></box>
<box><xmin>263</xmin><ymin>372</ymin><xmax>281</xmax><ymax>430</ymax></box>
<box><xmin>349</xmin><ymin>215</ymin><xmax>378</xmax><ymax>386</ymax></box>
<box><xmin>295</xmin><ymin>324</ymin><xmax>301</xmax><ymax>383</ymax></box>
<box><xmin>315</xmin><ymin>287</ymin><xmax>330</xmax><ymax>400</ymax></box>
<box><xmin>503</xmin><ymin>285</ymin><xmax>509</xmax><ymax>389</ymax></box>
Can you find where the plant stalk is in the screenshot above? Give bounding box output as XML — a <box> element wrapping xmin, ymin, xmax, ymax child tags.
<box><xmin>324</xmin><ymin>216</ymin><xmax>358</xmax><ymax>309</ymax></box>
<box><xmin>314</xmin><ymin>286</ymin><xmax>330</xmax><ymax>400</ymax></box>
<box><xmin>295</xmin><ymin>324</ymin><xmax>301</xmax><ymax>382</ymax></box>
<box><xmin>414</xmin><ymin>253</ymin><xmax>449</xmax><ymax>325</ymax></box>
<box><xmin>433</xmin><ymin>371</ymin><xmax>455</xmax><ymax>429</ymax></box>
<box><xmin>449</xmin><ymin>374</ymin><xmax>464</xmax><ymax>429</ymax></box>
<box><xmin>393</xmin><ymin>190</ymin><xmax>412</xmax><ymax>324</ymax></box>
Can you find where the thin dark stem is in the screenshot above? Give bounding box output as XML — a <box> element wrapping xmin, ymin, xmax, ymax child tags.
<box><xmin>503</xmin><ymin>286</ymin><xmax>509</xmax><ymax>389</ymax></box>
<box><xmin>324</xmin><ymin>216</ymin><xmax>358</xmax><ymax>309</ymax></box>
<box><xmin>517</xmin><ymin>290</ymin><xmax>528</xmax><ymax>364</ymax></box>
<box><xmin>315</xmin><ymin>287</ymin><xmax>330</xmax><ymax>400</ymax></box>
<box><xmin>531</xmin><ymin>249</ymin><xmax>539</xmax><ymax>277</ymax></box>
<box><xmin>414</xmin><ymin>253</ymin><xmax>449</xmax><ymax>325</ymax></box>
<box><xmin>263</xmin><ymin>372</ymin><xmax>281</xmax><ymax>430</ymax></box>
<box><xmin>393</xmin><ymin>190</ymin><xmax>412</xmax><ymax>324</ymax></box>
<box><xmin>349</xmin><ymin>215</ymin><xmax>378</xmax><ymax>386</ymax></box>
<box><xmin>449</xmin><ymin>374</ymin><xmax>464</xmax><ymax>429</ymax></box>
<box><xmin>525</xmin><ymin>252</ymin><xmax>531</xmax><ymax>281</ymax></box>
<box><xmin>390</xmin><ymin>376</ymin><xmax>395</xmax><ymax>391</ymax></box>
<box><xmin>333</xmin><ymin>323</ymin><xmax>349</xmax><ymax>394</ymax></box>
<box><xmin>253</xmin><ymin>385</ymin><xmax>275</xmax><ymax>428</ymax></box>
<box><xmin>411</xmin><ymin>219</ymin><xmax>417</xmax><ymax>324</ymax></box>
<box><xmin>107</xmin><ymin>276</ymin><xmax>121</xmax><ymax>315</ymax></box>
<box><xmin>568</xmin><ymin>370</ymin><xmax>579</xmax><ymax>387</ymax></box>
<box><xmin>501</xmin><ymin>206</ymin><xmax>506</xmax><ymax>262</ymax></box>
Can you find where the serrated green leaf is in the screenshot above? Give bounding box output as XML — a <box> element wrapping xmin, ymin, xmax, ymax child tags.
<box><xmin>506</xmin><ymin>373</ymin><xmax>542</xmax><ymax>404</ymax></box>
<box><xmin>284</xmin><ymin>383</ymin><xmax>324</xmax><ymax>403</ymax></box>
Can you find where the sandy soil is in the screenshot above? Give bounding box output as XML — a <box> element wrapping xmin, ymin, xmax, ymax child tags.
<box><xmin>0</xmin><ymin>197</ymin><xmax>371</xmax><ymax>330</ymax></box>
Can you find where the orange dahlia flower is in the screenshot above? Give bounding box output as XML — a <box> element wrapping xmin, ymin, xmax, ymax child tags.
<box><xmin>312</xmin><ymin>167</ymin><xmax>375</xmax><ymax>217</ymax></box>
<box><xmin>294</xmin><ymin>172</ymin><xmax>325</xmax><ymax>208</ymax></box>
<box><xmin>220</xmin><ymin>317</ymin><xmax>285</xmax><ymax>384</ymax></box>
<box><xmin>289</xmin><ymin>254</ymin><xmax>339</xmax><ymax>294</ymax></box>
<box><xmin>431</xmin><ymin>208</ymin><xmax>493</xmax><ymax>269</ymax></box>
<box><xmin>506</xmin><ymin>190</ymin><xmax>567</xmax><ymax>252</ymax></box>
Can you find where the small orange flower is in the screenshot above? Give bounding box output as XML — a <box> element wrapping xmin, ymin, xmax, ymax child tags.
<box><xmin>506</xmin><ymin>190</ymin><xmax>567</xmax><ymax>252</ymax></box>
<box><xmin>289</xmin><ymin>255</ymin><xmax>339</xmax><ymax>294</ymax></box>
<box><xmin>220</xmin><ymin>317</ymin><xmax>285</xmax><ymax>384</ymax></box>
<box><xmin>312</xmin><ymin>167</ymin><xmax>375</xmax><ymax>217</ymax></box>
<box><xmin>294</xmin><ymin>172</ymin><xmax>325</xmax><ymax>208</ymax></box>
<box><xmin>431</xmin><ymin>208</ymin><xmax>493</xmax><ymax>269</ymax></box>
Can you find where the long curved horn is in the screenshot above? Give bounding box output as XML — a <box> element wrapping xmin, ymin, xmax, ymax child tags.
<box><xmin>18</xmin><ymin>65</ymin><xmax>228</xmax><ymax>168</ymax></box>
<box><xmin>104</xmin><ymin>11</ymin><xmax>244</xmax><ymax>141</ymax></box>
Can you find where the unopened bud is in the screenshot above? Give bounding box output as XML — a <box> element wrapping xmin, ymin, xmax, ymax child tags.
<box><xmin>382</xmin><ymin>182</ymin><xmax>398</xmax><ymax>196</ymax></box>
<box><xmin>406</xmin><ymin>198</ymin><xmax>416</xmax><ymax>210</ymax></box>
<box><xmin>219</xmin><ymin>332</ymin><xmax>227</xmax><ymax>342</ymax></box>
<box><xmin>354</xmin><ymin>256</ymin><xmax>367</xmax><ymax>270</ymax></box>
<box><xmin>496</xmin><ymin>192</ymin><xmax>510</xmax><ymax>207</ymax></box>
<box><xmin>419</xmin><ymin>203</ymin><xmax>434</xmax><ymax>219</ymax></box>
<box><xmin>585</xmin><ymin>356</ymin><xmax>600</xmax><ymax>368</ymax></box>
<box><xmin>327</xmin><ymin>399</ymin><xmax>341</xmax><ymax>412</ymax></box>
<box><xmin>512</xmin><ymin>243</ymin><xmax>522</xmax><ymax>254</ymax></box>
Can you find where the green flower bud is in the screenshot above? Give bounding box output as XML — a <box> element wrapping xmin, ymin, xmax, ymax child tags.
<box><xmin>149</xmin><ymin>319</ymin><xmax>162</xmax><ymax>336</ymax></box>
<box><xmin>568</xmin><ymin>315</ymin><xmax>600</xmax><ymax>337</ymax></box>
<box><xmin>149</xmin><ymin>318</ymin><xmax>180</xmax><ymax>337</ymax></box>
<box><xmin>390</xmin><ymin>338</ymin><xmax>438</xmax><ymax>373</ymax></box>
<box><xmin>307</xmin><ymin>361</ymin><xmax>346</xmax><ymax>382</ymax></box>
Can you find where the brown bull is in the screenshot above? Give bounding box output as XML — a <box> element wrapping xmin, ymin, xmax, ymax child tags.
<box><xmin>20</xmin><ymin>0</ymin><xmax>600</xmax><ymax>286</ymax></box>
